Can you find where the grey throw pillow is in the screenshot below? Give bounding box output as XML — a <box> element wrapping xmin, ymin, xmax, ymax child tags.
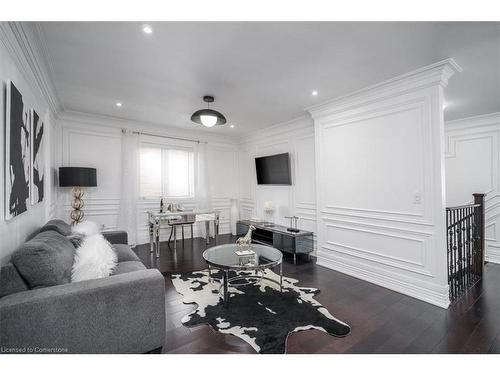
<box><xmin>12</xmin><ymin>230</ymin><xmax>75</xmax><ymax>289</ymax></box>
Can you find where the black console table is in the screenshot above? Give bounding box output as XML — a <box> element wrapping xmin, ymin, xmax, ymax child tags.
<box><xmin>236</xmin><ymin>220</ymin><xmax>314</xmax><ymax>264</ymax></box>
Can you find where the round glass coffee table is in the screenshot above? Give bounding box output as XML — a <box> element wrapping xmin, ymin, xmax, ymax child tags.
<box><xmin>203</xmin><ymin>243</ymin><xmax>283</xmax><ymax>306</ymax></box>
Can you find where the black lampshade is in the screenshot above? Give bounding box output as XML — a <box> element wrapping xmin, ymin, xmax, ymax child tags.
<box><xmin>191</xmin><ymin>95</ymin><xmax>227</xmax><ymax>127</ymax></box>
<box><xmin>59</xmin><ymin>167</ymin><xmax>97</xmax><ymax>187</ymax></box>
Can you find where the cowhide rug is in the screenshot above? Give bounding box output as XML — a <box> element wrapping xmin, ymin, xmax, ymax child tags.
<box><xmin>171</xmin><ymin>269</ymin><xmax>350</xmax><ymax>353</ymax></box>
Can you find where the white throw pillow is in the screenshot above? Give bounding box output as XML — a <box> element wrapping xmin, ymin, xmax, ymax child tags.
<box><xmin>72</xmin><ymin>221</ymin><xmax>100</xmax><ymax>237</ymax></box>
<box><xmin>71</xmin><ymin>234</ymin><xmax>117</xmax><ymax>282</ymax></box>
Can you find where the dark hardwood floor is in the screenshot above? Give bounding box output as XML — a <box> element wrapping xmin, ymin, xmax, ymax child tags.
<box><xmin>134</xmin><ymin>234</ymin><xmax>500</xmax><ymax>354</ymax></box>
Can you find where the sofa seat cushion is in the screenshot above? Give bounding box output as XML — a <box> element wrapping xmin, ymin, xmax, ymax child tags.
<box><xmin>112</xmin><ymin>244</ymin><xmax>140</xmax><ymax>263</ymax></box>
<box><xmin>0</xmin><ymin>263</ymin><xmax>29</xmax><ymax>298</ymax></box>
<box><xmin>11</xmin><ymin>230</ymin><xmax>75</xmax><ymax>289</ymax></box>
<box><xmin>39</xmin><ymin>219</ymin><xmax>72</xmax><ymax>236</ymax></box>
<box><xmin>112</xmin><ymin>261</ymin><xmax>146</xmax><ymax>275</ymax></box>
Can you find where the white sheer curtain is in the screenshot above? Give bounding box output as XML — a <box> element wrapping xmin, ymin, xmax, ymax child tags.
<box><xmin>194</xmin><ymin>142</ymin><xmax>212</xmax><ymax>237</ymax></box>
<box><xmin>117</xmin><ymin>130</ymin><xmax>140</xmax><ymax>246</ymax></box>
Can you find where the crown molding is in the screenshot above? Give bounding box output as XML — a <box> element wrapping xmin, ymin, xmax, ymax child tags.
<box><xmin>239</xmin><ymin>113</ymin><xmax>313</xmax><ymax>144</ymax></box>
<box><xmin>0</xmin><ymin>22</ymin><xmax>63</xmax><ymax>115</ymax></box>
<box><xmin>445</xmin><ymin>111</ymin><xmax>500</xmax><ymax>130</ymax></box>
<box><xmin>58</xmin><ymin>110</ymin><xmax>240</xmax><ymax>145</ymax></box>
<box><xmin>306</xmin><ymin>58</ymin><xmax>462</xmax><ymax>119</ymax></box>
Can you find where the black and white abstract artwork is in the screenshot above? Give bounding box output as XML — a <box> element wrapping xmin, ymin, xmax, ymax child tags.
<box><xmin>5</xmin><ymin>81</ymin><xmax>30</xmax><ymax>220</ymax></box>
<box><xmin>171</xmin><ymin>269</ymin><xmax>351</xmax><ymax>353</ymax></box>
<box><xmin>30</xmin><ymin>109</ymin><xmax>44</xmax><ymax>204</ymax></box>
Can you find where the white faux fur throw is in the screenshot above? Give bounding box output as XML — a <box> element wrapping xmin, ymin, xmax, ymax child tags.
<box><xmin>72</xmin><ymin>221</ymin><xmax>100</xmax><ymax>237</ymax></box>
<box><xmin>71</xmin><ymin>233</ymin><xmax>117</xmax><ymax>282</ymax></box>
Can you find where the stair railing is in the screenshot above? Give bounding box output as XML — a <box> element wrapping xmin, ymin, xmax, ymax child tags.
<box><xmin>446</xmin><ymin>193</ymin><xmax>485</xmax><ymax>301</ymax></box>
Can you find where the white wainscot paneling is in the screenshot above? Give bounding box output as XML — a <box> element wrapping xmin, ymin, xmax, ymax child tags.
<box><xmin>61</xmin><ymin>197</ymin><xmax>120</xmax><ymax>230</ymax></box>
<box><xmin>320</xmin><ymin>103</ymin><xmax>427</xmax><ymax>221</ymax></box>
<box><xmin>322</xmin><ymin>220</ymin><xmax>431</xmax><ymax>276</ymax></box>
<box><xmin>445</xmin><ymin>136</ymin><xmax>495</xmax><ymax>205</ymax></box>
<box><xmin>208</xmin><ymin>144</ymin><xmax>238</xmax><ymax>198</ymax></box>
<box><xmin>238</xmin><ymin>148</ymin><xmax>255</xmax><ymax>219</ymax></box>
<box><xmin>445</xmin><ymin>113</ymin><xmax>500</xmax><ymax>263</ymax></box>
<box><xmin>59</xmin><ymin>126</ymin><xmax>122</xmax><ymax>229</ymax></box>
<box><xmin>294</xmin><ymin>134</ymin><xmax>317</xmax><ymax>235</ymax></box>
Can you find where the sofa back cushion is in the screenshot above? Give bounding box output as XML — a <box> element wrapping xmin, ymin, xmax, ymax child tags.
<box><xmin>11</xmin><ymin>230</ymin><xmax>75</xmax><ymax>289</ymax></box>
<box><xmin>39</xmin><ymin>219</ymin><xmax>72</xmax><ymax>236</ymax></box>
<box><xmin>0</xmin><ymin>263</ymin><xmax>29</xmax><ymax>297</ymax></box>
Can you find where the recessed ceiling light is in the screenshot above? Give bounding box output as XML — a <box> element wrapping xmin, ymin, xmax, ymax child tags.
<box><xmin>230</xmin><ymin>124</ymin><xmax>234</xmax><ymax>128</ymax></box>
<box><xmin>142</xmin><ymin>24</ymin><xmax>153</xmax><ymax>34</ymax></box>
<box><xmin>311</xmin><ymin>90</ymin><xmax>318</xmax><ymax>96</ymax></box>
<box><xmin>116</xmin><ymin>102</ymin><xmax>122</xmax><ymax>107</ymax></box>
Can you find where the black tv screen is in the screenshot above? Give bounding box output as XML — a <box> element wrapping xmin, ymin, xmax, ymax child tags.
<box><xmin>255</xmin><ymin>153</ymin><xmax>292</xmax><ymax>185</ymax></box>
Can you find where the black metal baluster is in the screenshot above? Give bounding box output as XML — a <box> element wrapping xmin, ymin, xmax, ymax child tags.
<box><xmin>453</xmin><ymin>209</ymin><xmax>458</xmax><ymax>299</ymax></box>
<box><xmin>462</xmin><ymin>208</ymin><xmax>466</xmax><ymax>290</ymax></box>
<box><xmin>469</xmin><ymin>207</ymin><xmax>473</xmax><ymax>286</ymax></box>
<box><xmin>458</xmin><ymin>208</ymin><xmax>463</xmax><ymax>296</ymax></box>
<box><xmin>446</xmin><ymin>209</ymin><xmax>453</xmax><ymax>300</ymax></box>
<box><xmin>461</xmin><ymin>207</ymin><xmax>466</xmax><ymax>294</ymax></box>
<box><xmin>465</xmin><ymin>207</ymin><xmax>471</xmax><ymax>285</ymax></box>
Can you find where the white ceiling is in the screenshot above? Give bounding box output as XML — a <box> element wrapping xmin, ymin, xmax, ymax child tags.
<box><xmin>37</xmin><ymin>22</ymin><xmax>500</xmax><ymax>134</ymax></box>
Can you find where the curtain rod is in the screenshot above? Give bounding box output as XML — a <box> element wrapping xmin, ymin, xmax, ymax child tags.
<box><xmin>126</xmin><ymin>130</ymin><xmax>207</xmax><ymax>144</ymax></box>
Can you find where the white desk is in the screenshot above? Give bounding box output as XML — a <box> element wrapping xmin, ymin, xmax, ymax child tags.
<box><xmin>148</xmin><ymin>209</ymin><xmax>220</xmax><ymax>257</ymax></box>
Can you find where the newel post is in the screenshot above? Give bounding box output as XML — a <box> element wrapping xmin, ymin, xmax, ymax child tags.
<box><xmin>473</xmin><ymin>193</ymin><xmax>486</xmax><ymax>273</ymax></box>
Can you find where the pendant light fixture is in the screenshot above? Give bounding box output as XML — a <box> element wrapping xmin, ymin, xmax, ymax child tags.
<box><xmin>191</xmin><ymin>95</ymin><xmax>227</xmax><ymax>127</ymax></box>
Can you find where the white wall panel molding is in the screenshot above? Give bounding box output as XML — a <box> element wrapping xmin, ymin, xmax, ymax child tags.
<box><xmin>445</xmin><ymin>112</ymin><xmax>500</xmax><ymax>264</ymax></box>
<box><xmin>321</xmin><ymin>220</ymin><xmax>432</xmax><ymax>276</ymax></box>
<box><xmin>320</xmin><ymin>209</ymin><xmax>436</xmax><ymax>229</ymax></box>
<box><xmin>309</xmin><ymin>60</ymin><xmax>459</xmax><ymax>308</ymax></box>
<box><xmin>320</xmin><ymin>216</ymin><xmax>434</xmax><ymax>237</ymax></box>
<box><xmin>317</xmin><ymin>251</ymin><xmax>450</xmax><ymax>308</ymax></box>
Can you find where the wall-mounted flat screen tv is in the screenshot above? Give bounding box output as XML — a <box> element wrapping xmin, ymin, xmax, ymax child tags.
<box><xmin>255</xmin><ymin>153</ymin><xmax>292</xmax><ymax>185</ymax></box>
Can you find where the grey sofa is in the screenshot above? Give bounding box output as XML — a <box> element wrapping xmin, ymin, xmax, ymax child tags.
<box><xmin>0</xmin><ymin>220</ymin><xmax>166</xmax><ymax>354</ymax></box>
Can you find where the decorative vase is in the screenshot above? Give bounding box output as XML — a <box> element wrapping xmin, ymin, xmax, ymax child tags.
<box><xmin>263</xmin><ymin>201</ymin><xmax>275</xmax><ymax>227</ymax></box>
<box><xmin>230</xmin><ymin>198</ymin><xmax>239</xmax><ymax>235</ymax></box>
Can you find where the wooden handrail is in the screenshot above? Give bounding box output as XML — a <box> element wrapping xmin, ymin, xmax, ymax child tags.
<box><xmin>446</xmin><ymin>203</ymin><xmax>481</xmax><ymax>211</ymax></box>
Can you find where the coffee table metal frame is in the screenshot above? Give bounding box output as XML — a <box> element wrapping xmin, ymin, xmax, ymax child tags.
<box><xmin>203</xmin><ymin>246</ymin><xmax>283</xmax><ymax>307</ymax></box>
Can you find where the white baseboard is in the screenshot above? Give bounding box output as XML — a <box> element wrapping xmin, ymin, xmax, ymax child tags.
<box><xmin>486</xmin><ymin>251</ymin><xmax>500</xmax><ymax>264</ymax></box>
<box><xmin>317</xmin><ymin>250</ymin><xmax>450</xmax><ymax>309</ymax></box>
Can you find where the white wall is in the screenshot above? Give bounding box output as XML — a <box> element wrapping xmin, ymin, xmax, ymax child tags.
<box><xmin>237</xmin><ymin>116</ymin><xmax>317</xmax><ymax>249</ymax></box>
<box><xmin>308</xmin><ymin>59</ymin><xmax>461</xmax><ymax>308</ymax></box>
<box><xmin>56</xmin><ymin>112</ymin><xmax>239</xmax><ymax>245</ymax></box>
<box><xmin>445</xmin><ymin>112</ymin><xmax>500</xmax><ymax>264</ymax></box>
<box><xmin>0</xmin><ymin>26</ymin><xmax>57</xmax><ymax>264</ymax></box>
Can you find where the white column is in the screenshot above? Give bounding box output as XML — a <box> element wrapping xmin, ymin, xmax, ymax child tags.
<box><xmin>307</xmin><ymin>59</ymin><xmax>462</xmax><ymax>308</ymax></box>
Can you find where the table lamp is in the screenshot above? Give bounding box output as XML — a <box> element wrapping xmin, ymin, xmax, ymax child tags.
<box><xmin>59</xmin><ymin>167</ymin><xmax>97</xmax><ymax>225</ymax></box>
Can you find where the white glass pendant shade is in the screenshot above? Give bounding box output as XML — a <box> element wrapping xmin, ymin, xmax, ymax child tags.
<box><xmin>200</xmin><ymin>114</ymin><xmax>218</xmax><ymax>127</ymax></box>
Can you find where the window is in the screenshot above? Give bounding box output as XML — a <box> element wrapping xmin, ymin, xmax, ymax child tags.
<box><xmin>139</xmin><ymin>144</ymin><xmax>194</xmax><ymax>199</ymax></box>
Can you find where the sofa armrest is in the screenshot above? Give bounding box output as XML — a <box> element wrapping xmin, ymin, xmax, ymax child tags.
<box><xmin>0</xmin><ymin>269</ymin><xmax>165</xmax><ymax>353</ymax></box>
<box><xmin>102</xmin><ymin>230</ymin><xmax>128</xmax><ymax>245</ymax></box>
